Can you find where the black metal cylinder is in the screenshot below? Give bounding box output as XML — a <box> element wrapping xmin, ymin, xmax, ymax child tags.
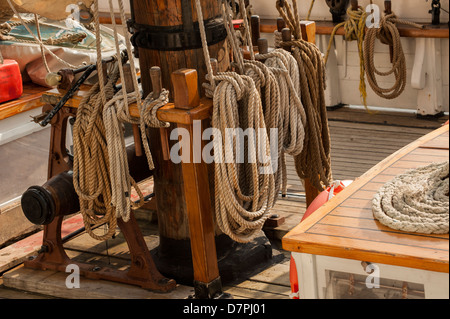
<box><xmin>22</xmin><ymin>171</ymin><xmax>78</xmax><ymax>225</ymax></box>
<box><xmin>22</xmin><ymin>145</ymin><xmax>153</xmax><ymax>226</ymax></box>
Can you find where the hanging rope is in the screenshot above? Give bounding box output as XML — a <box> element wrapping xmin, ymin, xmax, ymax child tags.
<box><xmin>372</xmin><ymin>161</ymin><xmax>449</xmax><ymax>235</ymax></box>
<box><xmin>196</xmin><ymin>0</ymin><xmax>279</xmax><ymax>243</ymax></box>
<box><xmin>255</xmin><ymin>48</ymin><xmax>307</xmax><ymax>195</ymax></box>
<box><xmin>364</xmin><ymin>12</ymin><xmax>423</xmax><ymax>100</ymax></box>
<box><xmin>72</xmin><ymin>73</ymin><xmax>119</xmax><ymax>241</ymax></box>
<box><xmin>72</xmin><ymin>0</ymin><xmax>169</xmax><ymax>240</ymax></box>
<box><xmin>276</xmin><ymin>0</ymin><xmax>333</xmax><ymax>192</ymax></box>
<box><xmin>324</xmin><ymin>6</ymin><xmax>368</xmax><ymax>109</ymax></box>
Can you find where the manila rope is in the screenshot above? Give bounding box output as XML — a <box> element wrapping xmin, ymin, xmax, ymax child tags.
<box><xmin>324</xmin><ymin>5</ymin><xmax>368</xmax><ymax>109</ymax></box>
<box><xmin>200</xmin><ymin>0</ymin><xmax>277</xmax><ymax>243</ymax></box>
<box><xmin>364</xmin><ymin>12</ymin><xmax>423</xmax><ymax>100</ymax></box>
<box><xmin>276</xmin><ymin>0</ymin><xmax>333</xmax><ymax>192</ymax></box>
<box><xmin>72</xmin><ymin>0</ymin><xmax>169</xmax><ymax>240</ymax></box>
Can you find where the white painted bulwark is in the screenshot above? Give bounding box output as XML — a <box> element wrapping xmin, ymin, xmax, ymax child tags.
<box><xmin>255</xmin><ymin>0</ymin><xmax>449</xmax><ymax>114</ymax></box>
<box><xmin>291</xmin><ymin>253</ymin><xmax>449</xmax><ymax>299</ymax></box>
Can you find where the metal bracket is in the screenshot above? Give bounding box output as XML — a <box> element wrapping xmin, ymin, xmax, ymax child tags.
<box><xmin>325</xmin><ymin>0</ymin><xmax>351</xmax><ymax>23</ymax></box>
<box><xmin>191</xmin><ymin>277</ymin><xmax>233</xmax><ymax>299</ymax></box>
<box><xmin>128</xmin><ymin>17</ymin><xmax>227</xmax><ymax>52</ymax></box>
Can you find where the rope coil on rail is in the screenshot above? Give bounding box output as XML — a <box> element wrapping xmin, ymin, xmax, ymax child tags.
<box><xmin>364</xmin><ymin>12</ymin><xmax>423</xmax><ymax>100</ymax></box>
<box><xmin>372</xmin><ymin>161</ymin><xmax>449</xmax><ymax>235</ymax></box>
<box><xmin>72</xmin><ymin>0</ymin><xmax>169</xmax><ymax>240</ymax></box>
<box><xmin>324</xmin><ymin>6</ymin><xmax>368</xmax><ymax>108</ymax></box>
<box><xmin>276</xmin><ymin>0</ymin><xmax>333</xmax><ymax>192</ymax></box>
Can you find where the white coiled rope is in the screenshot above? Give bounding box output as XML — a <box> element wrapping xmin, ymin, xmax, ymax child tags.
<box><xmin>372</xmin><ymin>161</ymin><xmax>449</xmax><ymax>235</ymax></box>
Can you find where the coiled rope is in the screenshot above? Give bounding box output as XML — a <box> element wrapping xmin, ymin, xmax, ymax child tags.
<box><xmin>364</xmin><ymin>12</ymin><xmax>423</xmax><ymax>100</ymax></box>
<box><xmin>204</xmin><ymin>0</ymin><xmax>277</xmax><ymax>243</ymax></box>
<box><xmin>256</xmin><ymin>48</ymin><xmax>307</xmax><ymax>195</ymax></box>
<box><xmin>372</xmin><ymin>161</ymin><xmax>449</xmax><ymax>235</ymax></box>
<box><xmin>276</xmin><ymin>0</ymin><xmax>332</xmax><ymax>192</ymax></box>
<box><xmin>72</xmin><ymin>0</ymin><xmax>169</xmax><ymax>240</ymax></box>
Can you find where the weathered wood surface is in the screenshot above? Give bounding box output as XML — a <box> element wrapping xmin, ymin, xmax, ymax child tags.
<box><xmin>0</xmin><ymin>108</ymin><xmax>446</xmax><ymax>299</ymax></box>
<box><xmin>283</xmin><ymin>124</ymin><xmax>450</xmax><ymax>273</ymax></box>
<box><xmin>0</xmin><ymin>83</ymin><xmax>49</xmax><ymax>121</ymax></box>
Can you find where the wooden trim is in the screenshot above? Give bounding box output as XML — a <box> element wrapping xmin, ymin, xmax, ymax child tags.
<box><xmin>261</xmin><ymin>19</ymin><xmax>450</xmax><ymax>39</ymax></box>
<box><xmin>0</xmin><ymin>83</ymin><xmax>50</xmax><ymax>120</ymax></box>
<box><xmin>283</xmin><ymin>125</ymin><xmax>449</xmax><ymax>273</ymax></box>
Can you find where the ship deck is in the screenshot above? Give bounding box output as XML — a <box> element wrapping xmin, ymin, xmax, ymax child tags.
<box><xmin>0</xmin><ymin>106</ymin><xmax>448</xmax><ymax>299</ymax></box>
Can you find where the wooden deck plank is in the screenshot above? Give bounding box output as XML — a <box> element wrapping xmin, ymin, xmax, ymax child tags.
<box><xmin>2</xmin><ymin>265</ymin><xmax>193</xmax><ymax>299</ymax></box>
<box><xmin>283</xmin><ymin>125</ymin><xmax>449</xmax><ymax>273</ymax></box>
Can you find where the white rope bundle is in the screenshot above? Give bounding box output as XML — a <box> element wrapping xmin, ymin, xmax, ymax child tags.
<box><xmin>102</xmin><ymin>77</ymin><xmax>169</xmax><ymax>222</ymax></box>
<box><xmin>258</xmin><ymin>49</ymin><xmax>306</xmax><ymax>195</ymax></box>
<box><xmin>212</xmin><ymin>72</ymin><xmax>276</xmax><ymax>243</ymax></box>
<box><xmin>372</xmin><ymin>161</ymin><xmax>449</xmax><ymax>235</ymax></box>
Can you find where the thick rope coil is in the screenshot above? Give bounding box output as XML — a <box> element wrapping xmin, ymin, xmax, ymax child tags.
<box><xmin>256</xmin><ymin>49</ymin><xmax>307</xmax><ymax>195</ymax></box>
<box><xmin>211</xmin><ymin>72</ymin><xmax>276</xmax><ymax>243</ymax></box>
<box><xmin>103</xmin><ymin>71</ymin><xmax>169</xmax><ymax>223</ymax></box>
<box><xmin>372</xmin><ymin>161</ymin><xmax>449</xmax><ymax>235</ymax></box>
<box><xmin>73</xmin><ymin>73</ymin><xmax>119</xmax><ymax>241</ymax></box>
<box><xmin>276</xmin><ymin>0</ymin><xmax>333</xmax><ymax>192</ymax></box>
<box><xmin>72</xmin><ymin>0</ymin><xmax>169</xmax><ymax>240</ymax></box>
<box><xmin>364</xmin><ymin>13</ymin><xmax>423</xmax><ymax>100</ymax></box>
<box><xmin>325</xmin><ymin>6</ymin><xmax>368</xmax><ymax>108</ymax></box>
<box><xmin>74</xmin><ymin>62</ymin><xmax>169</xmax><ymax>239</ymax></box>
<box><xmin>198</xmin><ymin>0</ymin><xmax>279</xmax><ymax>243</ymax></box>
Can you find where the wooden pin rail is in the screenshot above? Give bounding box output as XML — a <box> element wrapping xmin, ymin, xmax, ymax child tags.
<box><xmin>261</xmin><ymin>19</ymin><xmax>450</xmax><ymax>38</ymax></box>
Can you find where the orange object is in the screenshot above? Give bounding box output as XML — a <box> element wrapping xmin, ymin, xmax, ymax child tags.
<box><xmin>289</xmin><ymin>180</ymin><xmax>353</xmax><ymax>299</ymax></box>
<box><xmin>289</xmin><ymin>256</ymin><xmax>300</xmax><ymax>299</ymax></box>
<box><xmin>301</xmin><ymin>180</ymin><xmax>353</xmax><ymax>223</ymax></box>
<box><xmin>0</xmin><ymin>59</ymin><xmax>23</xmax><ymax>104</ymax></box>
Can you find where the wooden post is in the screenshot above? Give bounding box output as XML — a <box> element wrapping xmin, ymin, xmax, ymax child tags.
<box><xmin>300</xmin><ymin>21</ymin><xmax>316</xmax><ymax>44</ymax></box>
<box><xmin>282</xmin><ymin>28</ymin><xmax>292</xmax><ymax>52</ymax></box>
<box><xmin>130</xmin><ymin>0</ymin><xmax>230</xmax><ymax>278</ymax></box>
<box><xmin>251</xmin><ymin>15</ymin><xmax>260</xmax><ymax>47</ymax></box>
<box><xmin>157</xmin><ymin>69</ymin><xmax>226</xmax><ymax>299</ymax></box>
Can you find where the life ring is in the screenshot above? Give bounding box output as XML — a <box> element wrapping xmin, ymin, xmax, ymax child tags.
<box><xmin>301</xmin><ymin>180</ymin><xmax>353</xmax><ymax>222</ymax></box>
<box><xmin>289</xmin><ymin>180</ymin><xmax>353</xmax><ymax>299</ymax></box>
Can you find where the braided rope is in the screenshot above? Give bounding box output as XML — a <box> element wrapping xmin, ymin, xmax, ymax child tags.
<box><xmin>372</xmin><ymin>161</ymin><xmax>449</xmax><ymax>234</ymax></box>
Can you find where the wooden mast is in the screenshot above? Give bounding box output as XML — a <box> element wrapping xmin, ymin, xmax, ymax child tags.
<box><xmin>129</xmin><ymin>0</ymin><xmax>231</xmax><ymax>290</ymax></box>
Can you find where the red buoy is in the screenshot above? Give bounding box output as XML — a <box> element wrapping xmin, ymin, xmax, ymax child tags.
<box><xmin>289</xmin><ymin>180</ymin><xmax>353</xmax><ymax>299</ymax></box>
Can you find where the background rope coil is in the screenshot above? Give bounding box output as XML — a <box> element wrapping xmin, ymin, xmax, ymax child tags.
<box><xmin>364</xmin><ymin>12</ymin><xmax>423</xmax><ymax>100</ymax></box>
